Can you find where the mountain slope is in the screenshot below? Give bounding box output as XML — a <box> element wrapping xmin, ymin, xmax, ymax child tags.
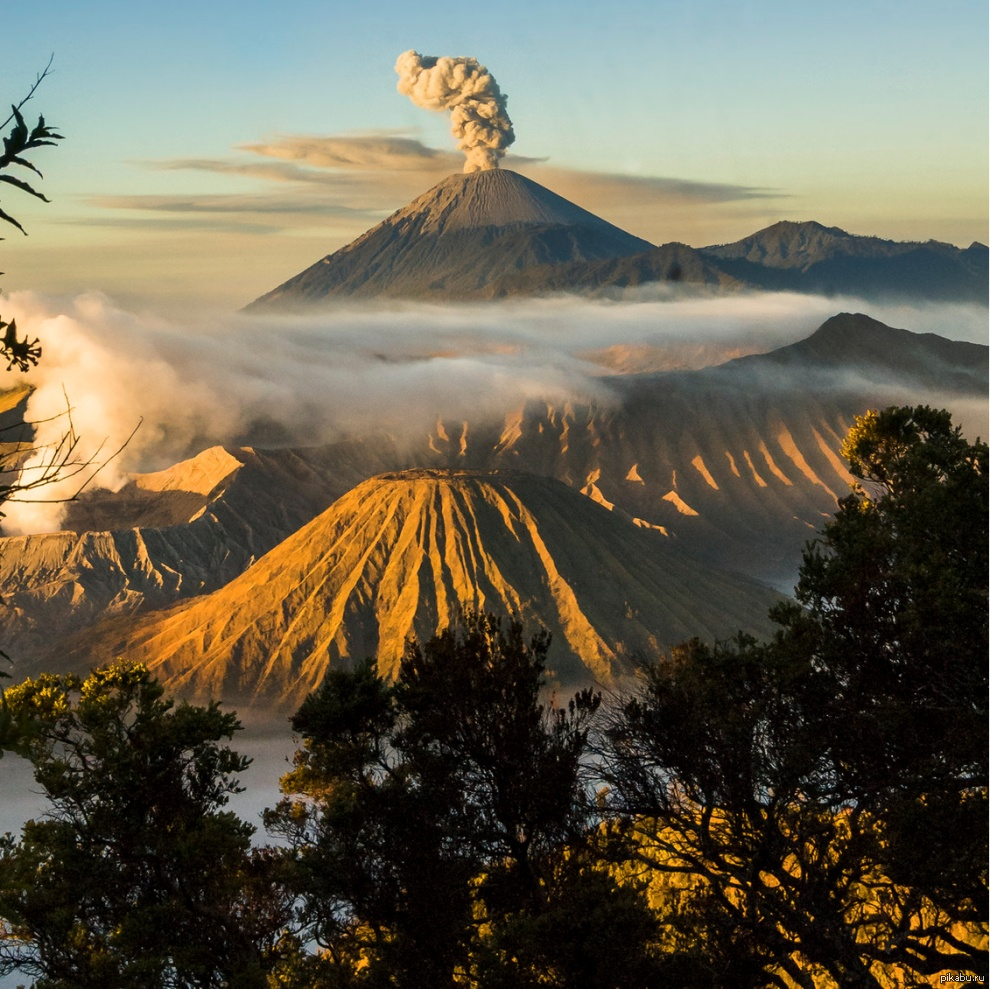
<box><xmin>245</xmin><ymin>169</ymin><xmax>653</xmax><ymax>307</ymax></box>
<box><xmin>486</xmin><ymin>242</ymin><xmax>742</xmax><ymax>297</ymax></box>
<box><xmin>732</xmin><ymin>311</ymin><xmax>988</xmax><ymax>390</ymax></box>
<box><xmin>0</xmin><ymin>440</ymin><xmax>409</xmax><ymax>667</ymax></box>
<box><xmin>63</xmin><ymin>469</ymin><xmax>780</xmax><ymax>709</ymax></box>
<box><xmin>414</xmin><ymin>314</ymin><xmax>987</xmax><ymax>582</ymax></box>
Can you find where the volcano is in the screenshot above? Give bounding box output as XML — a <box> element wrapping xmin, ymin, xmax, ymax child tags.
<box><xmin>245</xmin><ymin>169</ymin><xmax>653</xmax><ymax>307</ymax></box>
<box><xmin>62</xmin><ymin>469</ymin><xmax>779</xmax><ymax>710</ymax></box>
<box><xmin>244</xmin><ymin>172</ymin><xmax>988</xmax><ymax>307</ymax></box>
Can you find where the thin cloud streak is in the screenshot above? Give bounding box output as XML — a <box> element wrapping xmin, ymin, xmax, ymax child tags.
<box><xmin>240</xmin><ymin>133</ymin><xmax>463</xmax><ymax>171</ymax></box>
<box><xmin>518</xmin><ymin>167</ymin><xmax>779</xmax><ymax>206</ymax></box>
<box><xmin>80</xmin><ymin>132</ymin><xmax>782</xmax><ymax>246</ymax></box>
<box><xmin>86</xmin><ymin>192</ymin><xmax>383</xmax><ymax>218</ymax></box>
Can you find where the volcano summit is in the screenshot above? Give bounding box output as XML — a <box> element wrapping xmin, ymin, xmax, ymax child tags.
<box><xmin>246</xmin><ymin>169</ymin><xmax>653</xmax><ymax>308</ymax></box>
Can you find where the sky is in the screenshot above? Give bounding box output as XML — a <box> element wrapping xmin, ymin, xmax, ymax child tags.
<box><xmin>1</xmin><ymin>0</ymin><xmax>987</xmax><ymax>311</ymax></box>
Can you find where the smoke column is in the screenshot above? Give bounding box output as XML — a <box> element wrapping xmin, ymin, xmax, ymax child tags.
<box><xmin>394</xmin><ymin>50</ymin><xmax>515</xmax><ymax>172</ymax></box>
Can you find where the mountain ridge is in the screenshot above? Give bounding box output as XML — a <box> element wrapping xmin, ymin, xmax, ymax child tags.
<box><xmin>2</xmin><ymin>316</ymin><xmax>985</xmax><ymax>683</ymax></box>
<box><xmin>245</xmin><ymin>174</ymin><xmax>987</xmax><ymax>306</ymax></box>
<box><xmin>700</xmin><ymin>220</ymin><xmax>985</xmax><ymax>268</ymax></box>
<box><xmin>698</xmin><ymin>222</ymin><xmax>988</xmax><ymax>302</ymax></box>
<box><xmin>714</xmin><ymin>312</ymin><xmax>988</xmax><ymax>391</ymax></box>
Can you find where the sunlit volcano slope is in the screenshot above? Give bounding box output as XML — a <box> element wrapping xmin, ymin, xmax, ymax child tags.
<box><xmin>415</xmin><ymin>314</ymin><xmax>988</xmax><ymax>585</ymax></box>
<box><xmin>0</xmin><ymin>440</ymin><xmax>408</xmax><ymax>668</ymax></box>
<box><xmin>66</xmin><ymin>469</ymin><xmax>779</xmax><ymax>710</ymax></box>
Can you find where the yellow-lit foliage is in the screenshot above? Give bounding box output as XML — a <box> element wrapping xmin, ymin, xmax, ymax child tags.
<box><xmin>618</xmin><ymin>807</ymin><xmax>987</xmax><ymax>989</ymax></box>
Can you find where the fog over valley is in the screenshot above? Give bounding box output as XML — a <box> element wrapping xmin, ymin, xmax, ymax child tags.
<box><xmin>3</xmin><ymin>288</ymin><xmax>986</xmax><ymax>536</ymax></box>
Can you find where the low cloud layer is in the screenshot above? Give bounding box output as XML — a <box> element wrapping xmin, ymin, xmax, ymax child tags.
<box><xmin>2</xmin><ymin>290</ymin><xmax>985</xmax><ymax>535</ymax></box>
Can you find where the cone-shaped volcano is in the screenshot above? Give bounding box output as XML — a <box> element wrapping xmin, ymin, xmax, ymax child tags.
<box><xmin>75</xmin><ymin>469</ymin><xmax>778</xmax><ymax>709</ymax></box>
<box><xmin>245</xmin><ymin>169</ymin><xmax>653</xmax><ymax>308</ymax></box>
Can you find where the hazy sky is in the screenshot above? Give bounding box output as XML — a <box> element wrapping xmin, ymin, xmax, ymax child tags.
<box><xmin>3</xmin><ymin>0</ymin><xmax>987</xmax><ymax>310</ymax></box>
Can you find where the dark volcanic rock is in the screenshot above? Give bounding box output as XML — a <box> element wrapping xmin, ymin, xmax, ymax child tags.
<box><xmin>487</xmin><ymin>242</ymin><xmax>742</xmax><ymax>297</ymax></box>
<box><xmin>246</xmin><ymin>169</ymin><xmax>653</xmax><ymax>308</ymax></box>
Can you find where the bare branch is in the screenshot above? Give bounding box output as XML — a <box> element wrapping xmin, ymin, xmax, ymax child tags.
<box><xmin>0</xmin><ymin>390</ymin><xmax>141</xmax><ymax>518</ymax></box>
<box><xmin>0</xmin><ymin>56</ymin><xmax>55</xmax><ymax>134</ymax></box>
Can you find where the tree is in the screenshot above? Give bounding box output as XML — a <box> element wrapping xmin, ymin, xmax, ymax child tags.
<box><xmin>0</xmin><ymin>662</ymin><xmax>292</xmax><ymax>988</ymax></box>
<box><xmin>792</xmin><ymin>405</ymin><xmax>987</xmax><ymax>916</ymax></box>
<box><xmin>269</xmin><ymin>653</ymin><xmax>477</xmax><ymax>986</ymax></box>
<box><xmin>0</xmin><ymin>58</ymin><xmax>62</xmax><ymax>375</ymax></box>
<box><xmin>0</xmin><ymin>64</ymin><xmax>118</xmax><ymax>583</ymax></box>
<box><xmin>602</xmin><ymin>406</ymin><xmax>988</xmax><ymax>987</ymax></box>
<box><xmin>267</xmin><ymin>613</ymin><xmax>665</xmax><ymax>987</ymax></box>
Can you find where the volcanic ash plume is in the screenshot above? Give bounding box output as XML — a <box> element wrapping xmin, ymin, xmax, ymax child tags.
<box><xmin>394</xmin><ymin>50</ymin><xmax>515</xmax><ymax>172</ymax></box>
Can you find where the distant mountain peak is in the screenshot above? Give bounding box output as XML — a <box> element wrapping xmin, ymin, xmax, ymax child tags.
<box><xmin>702</xmin><ymin>221</ymin><xmax>865</xmax><ymax>268</ymax></box>
<box><xmin>751</xmin><ymin>219</ymin><xmax>850</xmax><ymax>238</ymax></box>
<box><xmin>699</xmin><ymin>222</ymin><xmax>987</xmax><ymax>302</ymax></box>
<box><xmin>737</xmin><ymin>312</ymin><xmax>989</xmax><ymax>391</ymax></box>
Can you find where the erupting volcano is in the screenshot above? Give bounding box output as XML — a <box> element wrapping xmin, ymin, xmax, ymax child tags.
<box><xmin>246</xmin><ymin>168</ymin><xmax>654</xmax><ymax>307</ymax></box>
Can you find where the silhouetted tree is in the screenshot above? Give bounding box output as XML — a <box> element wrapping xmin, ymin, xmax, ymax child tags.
<box><xmin>0</xmin><ymin>64</ymin><xmax>120</xmax><ymax>566</ymax></box>
<box><xmin>0</xmin><ymin>663</ymin><xmax>291</xmax><ymax>988</ymax></box>
<box><xmin>267</xmin><ymin>613</ymin><xmax>666</xmax><ymax>987</ymax></box>
<box><xmin>785</xmin><ymin>405</ymin><xmax>987</xmax><ymax>923</ymax></box>
<box><xmin>0</xmin><ymin>58</ymin><xmax>62</xmax><ymax>375</ymax></box>
<box><xmin>602</xmin><ymin>406</ymin><xmax>988</xmax><ymax>987</ymax></box>
<box><xmin>0</xmin><ymin>61</ymin><xmax>99</xmax><ymax>533</ymax></box>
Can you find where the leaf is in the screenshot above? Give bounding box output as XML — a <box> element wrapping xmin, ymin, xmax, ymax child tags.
<box><xmin>0</xmin><ymin>173</ymin><xmax>50</xmax><ymax>201</ymax></box>
<box><xmin>6</xmin><ymin>154</ymin><xmax>44</xmax><ymax>177</ymax></box>
<box><xmin>0</xmin><ymin>203</ymin><xmax>27</xmax><ymax>235</ymax></box>
<box><xmin>9</xmin><ymin>104</ymin><xmax>27</xmax><ymax>142</ymax></box>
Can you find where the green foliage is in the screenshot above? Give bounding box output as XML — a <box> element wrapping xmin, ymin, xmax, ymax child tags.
<box><xmin>603</xmin><ymin>406</ymin><xmax>988</xmax><ymax>986</ymax></box>
<box><xmin>0</xmin><ymin>662</ymin><xmax>290</xmax><ymax>988</ymax></box>
<box><xmin>268</xmin><ymin>613</ymin><xmax>665</xmax><ymax>987</ymax></box>
<box><xmin>395</xmin><ymin>616</ymin><xmax>600</xmax><ymax>885</ymax></box>
<box><xmin>790</xmin><ymin>405</ymin><xmax>987</xmax><ymax>914</ymax></box>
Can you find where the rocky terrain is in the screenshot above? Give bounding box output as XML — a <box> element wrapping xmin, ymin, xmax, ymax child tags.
<box><xmin>2</xmin><ymin>312</ymin><xmax>985</xmax><ymax>710</ymax></box>
<box><xmin>59</xmin><ymin>469</ymin><xmax>780</xmax><ymax>709</ymax></box>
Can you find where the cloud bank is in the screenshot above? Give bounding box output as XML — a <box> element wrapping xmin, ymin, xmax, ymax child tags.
<box><xmin>2</xmin><ymin>290</ymin><xmax>984</xmax><ymax>535</ymax></box>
